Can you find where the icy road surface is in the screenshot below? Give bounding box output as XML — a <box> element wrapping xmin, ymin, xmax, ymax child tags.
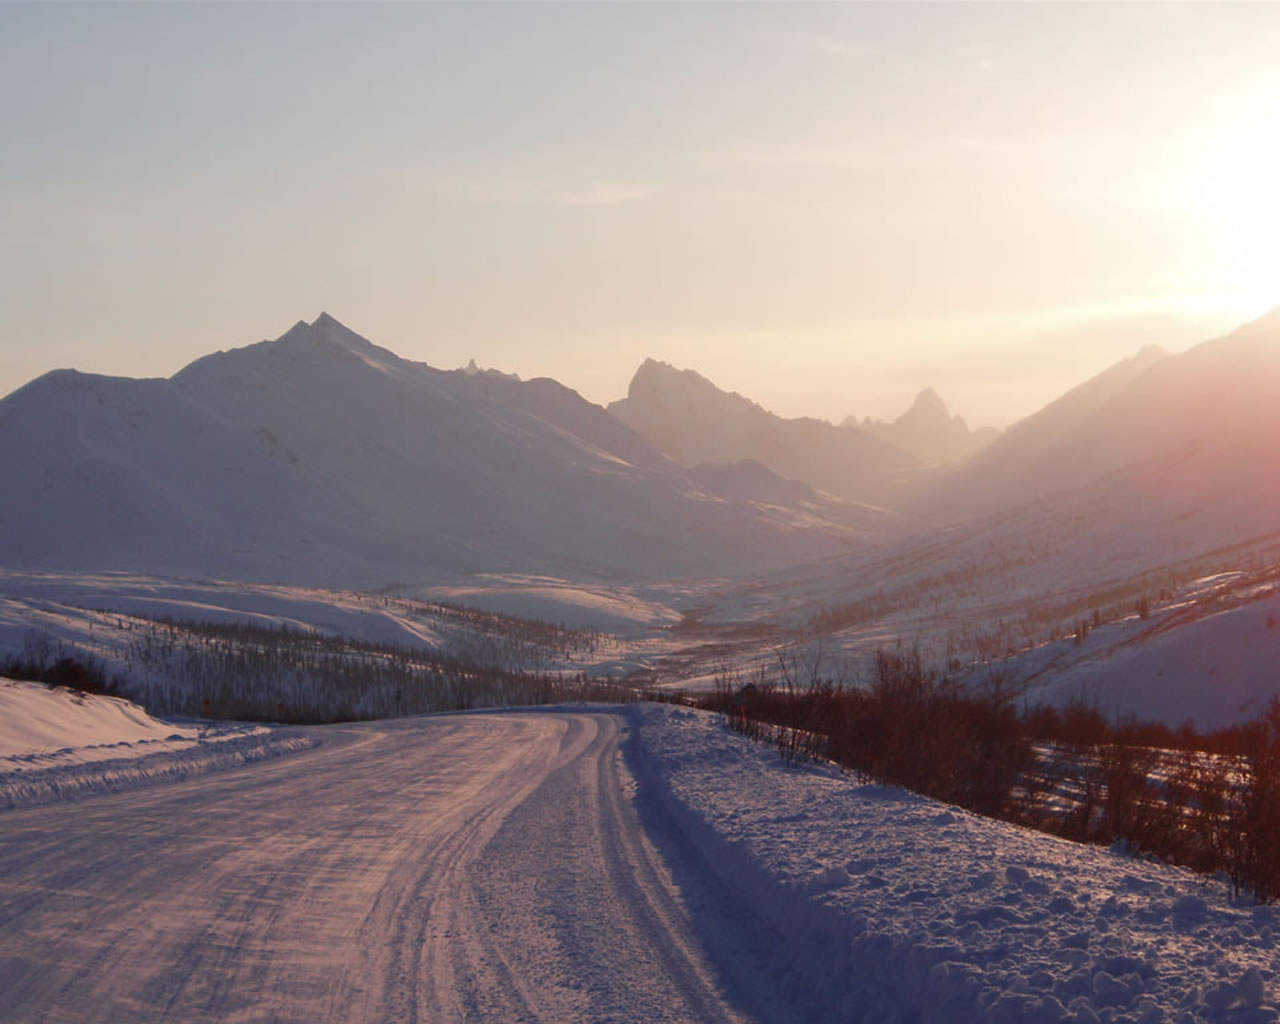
<box><xmin>0</xmin><ymin>710</ymin><xmax>769</xmax><ymax>1024</ymax></box>
<box><xmin>8</xmin><ymin>702</ymin><xmax>1280</xmax><ymax>1023</ymax></box>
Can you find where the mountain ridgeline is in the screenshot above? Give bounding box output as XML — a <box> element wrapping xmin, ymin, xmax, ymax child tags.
<box><xmin>848</xmin><ymin>387</ymin><xmax>1001</xmax><ymax>466</ymax></box>
<box><xmin>3</xmin><ymin>307</ymin><xmax>1280</xmax><ymax>592</ymax></box>
<box><xmin>608</xmin><ymin>361</ymin><xmax>1003</xmax><ymax>505</ymax></box>
<box><xmin>920</xmin><ymin>312</ymin><xmax>1280</xmax><ymax>547</ymax></box>
<box><xmin>0</xmin><ymin>315</ymin><xmax>869</xmax><ymax>588</ymax></box>
<box><xmin>609</xmin><ymin>359</ymin><xmax>921</xmax><ymax>507</ymax></box>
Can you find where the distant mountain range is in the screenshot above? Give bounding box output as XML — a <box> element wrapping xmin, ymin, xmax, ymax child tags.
<box><xmin>846</xmin><ymin>387</ymin><xmax>1001</xmax><ymax>466</ymax></box>
<box><xmin>0</xmin><ymin>315</ymin><xmax>869</xmax><ymax>588</ymax></box>
<box><xmin>3</xmin><ymin>307</ymin><xmax>1279</xmax><ymax>592</ymax></box>
<box><xmin>607</xmin><ymin>359</ymin><xmax>917</xmax><ymax>506</ymax></box>
<box><xmin>608</xmin><ymin>362</ymin><xmax>1002</xmax><ymax>506</ymax></box>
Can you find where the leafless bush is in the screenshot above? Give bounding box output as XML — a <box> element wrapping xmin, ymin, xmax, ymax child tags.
<box><xmin>14</xmin><ymin>615</ymin><xmax>633</xmax><ymax>726</ymax></box>
<box><xmin>712</xmin><ymin>645</ymin><xmax>1280</xmax><ymax>903</ymax></box>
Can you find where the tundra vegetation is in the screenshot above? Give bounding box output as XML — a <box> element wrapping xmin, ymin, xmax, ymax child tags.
<box><xmin>705</xmin><ymin>645</ymin><xmax>1280</xmax><ymax>905</ymax></box>
<box><xmin>3</xmin><ymin>608</ymin><xmax>626</xmax><ymax>725</ymax></box>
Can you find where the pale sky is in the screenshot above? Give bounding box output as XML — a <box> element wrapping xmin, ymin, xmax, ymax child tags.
<box><xmin>3</xmin><ymin>2</ymin><xmax>1278</xmax><ymax>428</ymax></box>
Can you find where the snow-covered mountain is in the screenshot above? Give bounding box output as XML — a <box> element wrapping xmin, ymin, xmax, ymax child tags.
<box><xmin>847</xmin><ymin>387</ymin><xmax>1000</xmax><ymax>465</ymax></box>
<box><xmin>7</xmin><ymin>307</ymin><xmax>1279</xmax><ymax>608</ymax></box>
<box><xmin>607</xmin><ymin>358</ymin><xmax>916</xmax><ymax>505</ymax></box>
<box><xmin>868</xmin><ymin>308</ymin><xmax>1280</xmax><ymax>614</ymax></box>
<box><xmin>0</xmin><ymin>315</ymin><xmax>872</xmax><ymax>588</ymax></box>
<box><xmin>927</xmin><ymin>343</ymin><xmax>1171</xmax><ymax>514</ymax></box>
<box><xmin>925</xmin><ymin>310</ymin><xmax>1280</xmax><ymax>537</ymax></box>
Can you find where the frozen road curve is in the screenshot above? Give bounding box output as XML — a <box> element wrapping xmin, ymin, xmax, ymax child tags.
<box><xmin>0</xmin><ymin>710</ymin><xmax>767</xmax><ymax>1024</ymax></box>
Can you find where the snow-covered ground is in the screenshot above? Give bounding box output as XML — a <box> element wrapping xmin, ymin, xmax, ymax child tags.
<box><xmin>4</xmin><ymin>694</ymin><xmax>1278</xmax><ymax>1022</ymax></box>
<box><xmin>415</xmin><ymin>572</ymin><xmax>684</xmax><ymax>632</ymax></box>
<box><xmin>952</xmin><ymin>571</ymin><xmax>1280</xmax><ymax>730</ymax></box>
<box><xmin>633</xmin><ymin>704</ymin><xmax>1280</xmax><ymax>1023</ymax></box>
<box><xmin>0</xmin><ymin>569</ymin><xmax>675</xmax><ymax>682</ymax></box>
<box><xmin>5</xmin><ymin>556</ymin><xmax>1280</xmax><ymax>735</ymax></box>
<box><xmin>0</xmin><ymin>678</ymin><xmax>312</xmax><ymax>809</ymax></box>
<box><xmin>649</xmin><ymin>552</ymin><xmax>1280</xmax><ymax>735</ymax></box>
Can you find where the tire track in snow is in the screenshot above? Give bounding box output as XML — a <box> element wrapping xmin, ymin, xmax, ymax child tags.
<box><xmin>390</xmin><ymin>715</ymin><xmax>592</xmax><ymax>1022</ymax></box>
<box><xmin>454</xmin><ymin>714</ymin><xmax>760</xmax><ymax>1024</ymax></box>
<box><xmin>0</xmin><ymin>710</ymin><xmax>774</xmax><ymax>1023</ymax></box>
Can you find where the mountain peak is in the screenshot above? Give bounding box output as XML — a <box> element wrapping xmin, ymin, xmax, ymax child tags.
<box><xmin>632</xmin><ymin>357</ymin><xmax>690</xmax><ymax>381</ymax></box>
<box><xmin>609</xmin><ymin>358</ymin><xmax>915</xmax><ymax>502</ymax></box>
<box><xmin>906</xmin><ymin>387</ymin><xmax>949</xmax><ymax>421</ymax></box>
<box><xmin>307</xmin><ymin>312</ymin><xmax>371</xmax><ymax>348</ymax></box>
<box><xmin>277</xmin><ymin>319</ymin><xmax>313</xmax><ymax>342</ymax></box>
<box><xmin>857</xmin><ymin>387</ymin><xmax>998</xmax><ymax>465</ymax></box>
<box><xmin>172</xmin><ymin>313</ymin><xmax>398</xmax><ymax>393</ymax></box>
<box><xmin>266</xmin><ymin>313</ymin><xmax>384</xmax><ymax>363</ymax></box>
<box><xmin>458</xmin><ymin>358</ymin><xmax>520</xmax><ymax>382</ymax></box>
<box><xmin>274</xmin><ymin>313</ymin><xmax>356</xmax><ymax>344</ymax></box>
<box><xmin>626</xmin><ymin>358</ymin><xmax>723</xmax><ymax>404</ymax></box>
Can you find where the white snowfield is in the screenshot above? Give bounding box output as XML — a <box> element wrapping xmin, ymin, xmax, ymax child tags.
<box><xmin>0</xmin><ymin>679</ymin><xmax>313</xmax><ymax>809</ymax></box>
<box><xmin>3</xmin><ymin>700</ymin><xmax>1278</xmax><ymax>1023</ymax></box>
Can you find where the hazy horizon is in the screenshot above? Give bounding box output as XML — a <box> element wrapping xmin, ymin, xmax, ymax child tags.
<box><xmin>2</xmin><ymin>2</ymin><xmax>1277</xmax><ymax>428</ymax></box>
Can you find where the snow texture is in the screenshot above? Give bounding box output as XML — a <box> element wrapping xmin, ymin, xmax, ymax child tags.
<box><xmin>629</xmin><ymin>703</ymin><xmax>1280</xmax><ymax>1024</ymax></box>
<box><xmin>0</xmin><ymin>679</ymin><xmax>313</xmax><ymax>809</ymax></box>
<box><xmin>981</xmin><ymin>579</ymin><xmax>1280</xmax><ymax>730</ymax></box>
<box><xmin>4</xmin><ymin>693</ymin><xmax>1278</xmax><ymax>1023</ymax></box>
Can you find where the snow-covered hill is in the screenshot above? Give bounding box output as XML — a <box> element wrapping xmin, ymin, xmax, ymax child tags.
<box><xmin>961</xmin><ymin>569</ymin><xmax>1280</xmax><ymax>730</ymax></box>
<box><xmin>0</xmin><ymin>315</ymin><xmax>873</xmax><ymax>588</ymax></box>
<box><xmin>0</xmin><ymin>678</ymin><xmax>310</xmax><ymax>808</ymax></box>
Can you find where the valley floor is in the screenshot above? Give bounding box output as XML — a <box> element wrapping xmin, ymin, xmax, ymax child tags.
<box><xmin>3</xmin><ymin>697</ymin><xmax>1279</xmax><ymax>1023</ymax></box>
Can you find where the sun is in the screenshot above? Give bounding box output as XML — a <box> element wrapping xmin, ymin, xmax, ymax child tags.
<box><xmin>1213</xmin><ymin>130</ymin><xmax>1280</xmax><ymax>316</ymax></box>
<box><xmin>1190</xmin><ymin>79</ymin><xmax>1280</xmax><ymax>319</ymax></box>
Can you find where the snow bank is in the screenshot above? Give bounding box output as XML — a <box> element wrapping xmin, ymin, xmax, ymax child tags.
<box><xmin>0</xmin><ymin>679</ymin><xmax>313</xmax><ymax>810</ymax></box>
<box><xmin>0</xmin><ymin>677</ymin><xmax>203</xmax><ymax>756</ymax></box>
<box><xmin>628</xmin><ymin>703</ymin><xmax>1280</xmax><ymax>1024</ymax></box>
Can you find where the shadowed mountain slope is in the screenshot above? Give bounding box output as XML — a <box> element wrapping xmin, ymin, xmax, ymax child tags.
<box><xmin>608</xmin><ymin>359</ymin><xmax>916</xmax><ymax>505</ymax></box>
<box><xmin>0</xmin><ymin>315</ymin><xmax>874</xmax><ymax>588</ymax></box>
<box><xmin>907</xmin><ymin>308</ymin><xmax>1280</xmax><ymax>579</ymax></box>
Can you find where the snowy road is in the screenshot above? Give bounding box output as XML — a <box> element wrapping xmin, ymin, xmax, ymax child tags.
<box><xmin>0</xmin><ymin>710</ymin><xmax>764</xmax><ymax>1024</ymax></box>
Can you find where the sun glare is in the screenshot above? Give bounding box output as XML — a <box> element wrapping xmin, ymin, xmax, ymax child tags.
<box><xmin>1191</xmin><ymin>80</ymin><xmax>1280</xmax><ymax>319</ymax></box>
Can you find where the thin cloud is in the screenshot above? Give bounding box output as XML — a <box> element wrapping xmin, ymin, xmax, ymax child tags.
<box><xmin>687</xmin><ymin>140</ymin><xmax>889</xmax><ymax>172</ymax></box>
<box><xmin>792</xmin><ymin>31</ymin><xmax>871</xmax><ymax>61</ymax></box>
<box><xmin>420</xmin><ymin>174</ymin><xmax>540</xmax><ymax>206</ymax></box>
<box><xmin>421</xmin><ymin>175</ymin><xmax>655</xmax><ymax>209</ymax></box>
<box><xmin>556</xmin><ymin>184</ymin><xmax>656</xmax><ymax>208</ymax></box>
